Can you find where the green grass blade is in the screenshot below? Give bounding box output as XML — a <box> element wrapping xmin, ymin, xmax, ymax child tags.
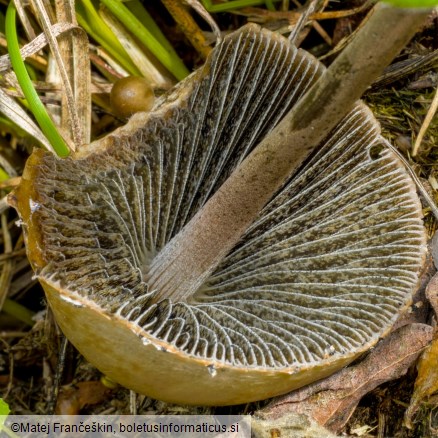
<box><xmin>201</xmin><ymin>0</ymin><xmax>275</xmax><ymax>12</ymax></box>
<box><xmin>125</xmin><ymin>1</ymin><xmax>176</xmax><ymax>52</ymax></box>
<box><xmin>0</xmin><ymin>167</ymin><xmax>9</xmax><ymax>181</ymax></box>
<box><xmin>5</xmin><ymin>2</ymin><xmax>70</xmax><ymax>157</ymax></box>
<box><xmin>76</xmin><ymin>0</ymin><xmax>142</xmax><ymax>76</ymax></box>
<box><xmin>100</xmin><ymin>0</ymin><xmax>190</xmax><ymax>81</ymax></box>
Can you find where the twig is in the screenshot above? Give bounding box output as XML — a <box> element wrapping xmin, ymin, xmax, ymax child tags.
<box><xmin>14</xmin><ymin>0</ymin><xmax>37</xmax><ymax>40</ymax></box>
<box><xmin>381</xmin><ymin>138</ymin><xmax>438</xmax><ymax>220</ymax></box>
<box><xmin>0</xmin><ymin>248</ymin><xmax>26</xmax><ymax>262</ymax></box>
<box><xmin>185</xmin><ymin>0</ymin><xmax>222</xmax><ymax>44</ymax></box>
<box><xmin>289</xmin><ymin>0</ymin><xmax>331</xmax><ymax>47</ymax></box>
<box><xmin>319</xmin><ymin>6</ymin><xmax>373</xmax><ymax>61</ymax></box>
<box><xmin>372</xmin><ymin>49</ymin><xmax>438</xmax><ymax>88</ymax></box>
<box><xmin>288</xmin><ymin>0</ymin><xmax>318</xmax><ymax>44</ymax></box>
<box><xmin>412</xmin><ymin>84</ymin><xmax>438</xmax><ymax>157</ymax></box>
<box><xmin>48</xmin><ymin>335</ymin><xmax>69</xmax><ymax>415</ymax></box>
<box><xmin>0</xmin><ymin>331</ymin><xmax>28</xmax><ymax>338</ymax></box>
<box><xmin>240</xmin><ymin>2</ymin><xmax>371</xmax><ymax>23</ymax></box>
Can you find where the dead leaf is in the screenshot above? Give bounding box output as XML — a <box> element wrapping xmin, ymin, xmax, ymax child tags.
<box><xmin>405</xmin><ymin>335</ymin><xmax>438</xmax><ymax>428</ymax></box>
<box><xmin>258</xmin><ymin>323</ymin><xmax>433</xmax><ymax>433</ymax></box>
<box><xmin>55</xmin><ymin>381</ymin><xmax>112</xmax><ymax>415</ymax></box>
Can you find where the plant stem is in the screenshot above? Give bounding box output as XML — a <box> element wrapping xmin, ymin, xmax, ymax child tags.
<box><xmin>148</xmin><ymin>3</ymin><xmax>431</xmax><ymax>303</ymax></box>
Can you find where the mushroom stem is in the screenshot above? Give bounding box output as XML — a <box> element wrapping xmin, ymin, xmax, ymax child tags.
<box><xmin>148</xmin><ymin>3</ymin><xmax>431</xmax><ymax>303</ymax></box>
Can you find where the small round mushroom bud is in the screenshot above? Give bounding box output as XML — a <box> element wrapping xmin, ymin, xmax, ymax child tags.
<box><xmin>110</xmin><ymin>76</ymin><xmax>154</xmax><ymax>118</ymax></box>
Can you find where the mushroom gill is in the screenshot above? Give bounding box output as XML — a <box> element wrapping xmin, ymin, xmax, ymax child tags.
<box><xmin>11</xmin><ymin>24</ymin><xmax>427</xmax><ymax>406</ymax></box>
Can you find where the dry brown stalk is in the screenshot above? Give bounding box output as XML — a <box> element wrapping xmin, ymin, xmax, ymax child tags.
<box><xmin>161</xmin><ymin>0</ymin><xmax>212</xmax><ymax>59</ymax></box>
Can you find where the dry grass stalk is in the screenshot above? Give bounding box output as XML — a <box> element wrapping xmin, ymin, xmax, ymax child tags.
<box><xmin>55</xmin><ymin>0</ymin><xmax>91</xmax><ymax>147</ymax></box>
<box><xmin>0</xmin><ymin>87</ymin><xmax>55</xmax><ymax>153</ymax></box>
<box><xmin>33</xmin><ymin>0</ymin><xmax>86</xmax><ymax>151</ymax></box>
<box><xmin>99</xmin><ymin>7</ymin><xmax>174</xmax><ymax>90</ymax></box>
<box><xmin>412</xmin><ymin>85</ymin><xmax>438</xmax><ymax>157</ymax></box>
<box><xmin>162</xmin><ymin>0</ymin><xmax>212</xmax><ymax>59</ymax></box>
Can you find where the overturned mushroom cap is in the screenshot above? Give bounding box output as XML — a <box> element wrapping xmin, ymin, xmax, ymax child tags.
<box><xmin>12</xmin><ymin>24</ymin><xmax>426</xmax><ymax>405</ymax></box>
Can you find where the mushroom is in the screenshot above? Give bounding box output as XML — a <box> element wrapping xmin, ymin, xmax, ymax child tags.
<box><xmin>10</xmin><ymin>24</ymin><xmax>426</xmax><ymax>406</ymax></box>
<box><xmin>110</xmin><ymin>76</ymin><xmax>155</xmax><ymax>119</ymax></box>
